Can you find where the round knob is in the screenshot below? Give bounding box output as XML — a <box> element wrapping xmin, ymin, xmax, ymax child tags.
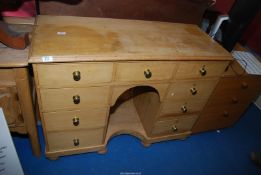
<box><xmin>144</xmin><ymin>69</ymin><xmax>152</xmax><ymax>79</ymax></box>
<box><xmin>241</xmin><ymin>82</ymin><xmax>248</xmax><ymax>89</ymax></box>
<box><xmin>190</xmin><ymin>87</ymin><xmax>197</xmax><ymax>95</ymax></box>
<box><xmin>199</xmin><ymin>67</ymin><xmax>207</xmax><ymax>76</ymax></box>
<box><xmin>72</xmin><ymin>117</ymin><xmax>80</xmax><ymax>126</ymax></box>
<box><xmin>73</xmin><ymin>71</ymin><xmax>81</xmax><ymax>81</ymax></box>
<box><xmin>73</xmin><ymin>95</ymin><xmax>80</xmax><ymax>104</ymax></box>
<box><xmin>172</xmin><ymin>125</ymin><xmax>178</xmax><ymax>132</ymax></box>
<box><xmin>73</xmin><ymin>139</ymin><xmax>80</xmax><ymax>146</ymax></box>
<box><xmin>232</xmin><ymin>97</ymin><xmax>238</xmax><ymax>104</ymax></box>
<box><xmin>181</xmin><ymin>105</ymin><xmax>187</xmax><ymax>113</ymax></box>
<box><xmin>223</xmin><ymin>111</ymin><xmax>229</xmax><ymax>117</ymax></box>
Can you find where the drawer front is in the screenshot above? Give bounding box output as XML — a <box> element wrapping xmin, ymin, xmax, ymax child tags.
<box><xmin>175</xmin><ymin>61</ymin><xmax>228</xmax><ymax>79</ymax></box>
<box><xmin>43</xmin><ymin>108</ymin><xmax>108</xmax><ymax>131</ymax></box>
<box><xmin>115</xmin><ymin>62</ymin><xmax>176</xmax><ymax>82</ymax></box>
<box><xmin>152</xmin><ymin>114</ymin><xmax>198</xmax><ymax>135</ymax></box>
<box><xmin>47</xmin><ymin>128</ymin><xmax>104</xmax><ymax>151</ymax></box>
<box><xmin>36</xmin><ymin>63</ymin><xmax>113</xmax><ymax>87</ymax></box>
<box><xmin>197</xmin><ymin>103</ymin><xmax>248</xmax><ymax>121</ymax></box>
<box><xmin>192</xmin><ymin>104</ymin><xmax>248</xmax><ymax>133</ymax></box>
<box><xmin>208</xmin><ymin>76</ymin><xmax>261</xmax><ymax>106</ymax></box>
<box><xmin>160</xmin><ymin>99</ymin><xmax>207</xmax><ymax>115</ymax></box>
<box><xmin>166</xmin><ymin>79</ymin><xmax>218</xmax><ymax>101</ymax></box>
<box><xmin>40</xmin><ymin>86</ymin><xmax>110</xmax><ymax>112</ymax></box>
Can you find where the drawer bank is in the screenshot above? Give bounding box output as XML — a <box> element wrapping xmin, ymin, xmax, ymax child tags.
<box><xmin>28</xmin><ymin>16</ymin><xmax>261</xmax><ymax>159</ymax></box>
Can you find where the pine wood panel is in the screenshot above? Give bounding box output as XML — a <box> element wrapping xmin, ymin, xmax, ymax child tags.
<box><xmin>36</xmin><ymin>63</ymin><xmax>114</xmax><ymax>88</ymax></box>
<box><xmin>14</xmin><ymin>68</ymin><xmax>41</xmax><ymax>156</ymax></box>
<box><xmin>0</xmin><ymin>86</ymin><xmax>21</xmax><ymax>125</ymax></box>
<box><xmin>47</xmin><ymin>128</ymin><xmax>104</xmax><ymax>151</ymax></box>
<box><xmin>175</xmin><ymin>61</ymin><xmax>229</xmax><ymax>79</ymax></box>
<box><xmin>43</xmin><ymin>108</ymin><xmax>108</xmax><ymax>131</ymax></box>
<box><xmin>134</xmin><ymin>92</ymin><xmax>160</xmax><ymax>136</ymax></box>
<box><xmin>0</xmin><ymin>69</ymin><xmax>16</xmax><ymax>86</ymax></box>
<box><xmin>29</xmin><ymin>15</ymin><xmax>232</xmax><ymax>63</ymax></box>
<box><xmin>115</xmin><ymin>61</ymin><xmax>176</xmax><ymax>82</ymax></box>
<box><xmin>40</xmin><ymin>86</ymin><xmax>110</xmax><ymax>112</ymax></box>
<box><xmin>0</xmin><ymin>44</ymin><xmax>29</xmax><ymax>68</ymax></box>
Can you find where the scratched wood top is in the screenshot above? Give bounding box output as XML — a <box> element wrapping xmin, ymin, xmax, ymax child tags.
<box><xmin>29</xmin><ymin>15</ymin><xmax>232</xmax><ymax>63</ymax></box>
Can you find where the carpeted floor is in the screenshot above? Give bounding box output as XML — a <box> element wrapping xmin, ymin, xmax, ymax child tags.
<box><xmin>13</xmin><ymin>104</ymin><xmax>261</xmax><ymax>175</ymax></box>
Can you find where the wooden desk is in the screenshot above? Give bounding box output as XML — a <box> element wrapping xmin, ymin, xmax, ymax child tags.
<box><xmin>29</xmin><ymin>15</ymin><xmax>260</xmax><ymax>159</ymax></box>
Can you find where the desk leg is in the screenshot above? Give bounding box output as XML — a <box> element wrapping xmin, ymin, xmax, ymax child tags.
<box><xmin>14</xmin><ymin>68</ymin><xmax>41</xmax><ymax>156</ymax></box>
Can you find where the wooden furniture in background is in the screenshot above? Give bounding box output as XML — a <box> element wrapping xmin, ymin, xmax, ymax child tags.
<box><xmin>28</xmin><ymin>15</ymin><xmax>238</xmax><ymax>159</ymax></box>
<box><xmin>0</xmin><ymin>18</ymin><xmax>41</xmax><ymax>156</ymax></box>
<box><xmin>39</xmin><ymin>0</ymin><xmax>213</xmax><ymax>25</ymax></box>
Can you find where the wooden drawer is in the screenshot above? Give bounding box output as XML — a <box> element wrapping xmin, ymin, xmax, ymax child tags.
<box><xmin>43</xmin><ymin>108</ymin><xmax>107</xmax><ymax>131</ymax></box>
<box><xmin>175</xmin><ymin>61</ymin><xmax>229</xmax><ymax>79</ymax></box>
<box><xmin>40</xmin><ymin>86</ymin><xmax>110</xmax><ymax>112</ymax></box>
<box><xmin>160</xmin><ymin>98</ymin><xmax>207</xmax><ymax>115</ymax></box>
<box><xmin>36</xmin><ymin>63</ymin><xmax>113</xmax><ymax>88</ymax></box>
<box><xmin>197</xmin><ymin>102</ymin><xmax>248</xmax><ymax>121</ymax></box>
<box><xmin>208</xmin><ymin>76</ymin><xmax>261</xmax><ymax>106</ymax></box>
<box><xmin>47</xmin><ymin>128</ymin><xmax>104</xmax><ymax>151</ymax></box>
<box><xmin>192</xmin><ymin>104</ymin><xmax>248</xmax><ymax>133</ymax></box>
<box><xmin>115</xmin><ymin>61</ymin><xmax>176</xmax><ymax>82</ymax></box>
<box><xmin>166</xmin><ymin>79</ymin><xmax>218</xmax><ymax>101</ymax></box>
<box><xmin>152</xmin><ymin>114</ymin><xmax>198</xmax><ymax>135</ymax></box>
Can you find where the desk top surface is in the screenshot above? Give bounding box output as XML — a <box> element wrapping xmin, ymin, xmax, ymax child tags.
<box><xmin>29</xmin><ymin>15</ymin><xmax>232</xmax><ymax>63</ymax></box>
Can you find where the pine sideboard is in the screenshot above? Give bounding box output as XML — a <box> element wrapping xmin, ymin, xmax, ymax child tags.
<box><xmin>28</xmin><ymin>15</ymin><xmax>260</xmax><ymax>159</ymax></box>
<box><xmin>0</xmin><ymin>46</ymin><xmax>40</xmax><ymax>156</ymax></box>
<box><xmin>0</xmin><ymin>18</ymin><xmax>41</xmax><ymax>156</ymax></box>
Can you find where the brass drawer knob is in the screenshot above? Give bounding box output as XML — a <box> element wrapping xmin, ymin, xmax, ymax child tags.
<box><xmin>199</xmin><ymin>67</ymin><xmax>207</xmax><ymax>76</ymax></box>
<box><xmin>223</xmin><ymin>111</ymin><xmax>229</xmax><ymax>117</ymax></box>
<box><xmin>232</xmin><ymin>97</ymin><xmax>238</xmax><ymax>104</ymax></box>
<box><xmin>144</xmin><ymin>69</ymin><xmax>152</xmax><ymax>79</ymax></box>
<box><xmin>73</xmin><ymin>95</ymin><xmax>80</xmax><ymax>104</ymax></box>
<box><xmin>72</xmin><ymin>117</ymin><xmax>80</xmax><ymax>126</ymax></box>
<box><xmin>190</xmin><ymin>87</ymin><xmax>197</xmax><ymax>95</ymax></box>
<box><xmin>241</xmin><ymin>82</ymin><xmax>248</xmax><ymax>89</ymax></box>
<box><xmin>73</xmin><ymin>71</ymin><xmax>81</xmax><ymax>81</ymax></box>
<box><xmin>73</xmin><ymin>139</ymin><xmax>80</xmax><ymax>146</ymax></box>
<box><xmin>181</xmin><ymin>105</ymin><xmax>187</xmax><ymax>113</ymax></box>
<box><xmin>172</xmin><ymin>125</ymin><xmax>178</xmax><ymax>132</ymax></box>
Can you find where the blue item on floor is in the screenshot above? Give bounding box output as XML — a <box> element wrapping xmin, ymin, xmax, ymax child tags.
<box><xmin>13</xmin><ymin>104</ymin><xmax>261</xmax><ymax>175</ymax></box>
